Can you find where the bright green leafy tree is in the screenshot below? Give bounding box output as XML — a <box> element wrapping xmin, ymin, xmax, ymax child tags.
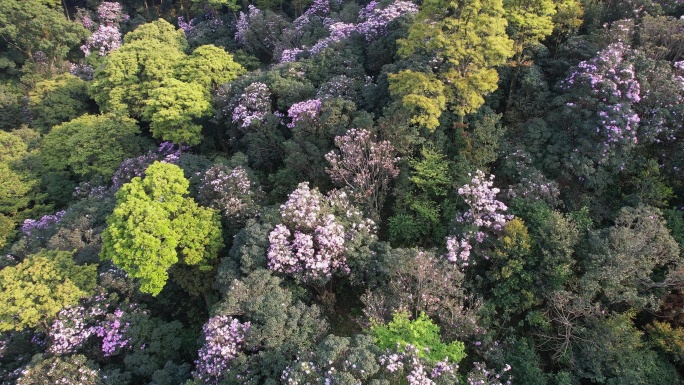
<box><xmin>388</xmin><ymin>70</ymin><xmax>447</xmax><ymax>131</ymax></box>
<box><xmin>0</xmin><ymin>249</ymin><xmax>97</xmax><ymax>331</ymax></box>
<box><xmin>175</xmin><ymin>45</ymin><xmax>246</xmax><ymax>91</ymax></box>
<box><xmin>100</xmin><ymin>161</ymin><xmax>222</xmax><ymax>296</ymax></box>
<box><xmin>395</xmin><ymin>0</ymin><xmax>514</xmax><ymax>121</ymax></box>
<box><xmin>371</xmin><ymin>311</ymin><xmax>466</xmax><ymax>364</ymax></box>
<box><xmin>41</xmin><ymin>113</ymin><xmax>144</xmax><ymax>179</ymax></box>
<box><xmin>143</xmin><ymin>79</ymin><xmax>212</xmax><ymax>146</ymax></box>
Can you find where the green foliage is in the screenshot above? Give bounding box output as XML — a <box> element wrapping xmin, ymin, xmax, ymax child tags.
<box><xmin>100</xmin><ymin>162</ymin><xmax>222</xmax><ymax>296</ymax></box>
<box><xmin>647</xmin><ymin>321</ymin><xmax>684</xmax><ymax>366</ymax></box>
<box><xmin>488</xmin><ymin>218</ymin><xmax>539</xmax><ymax>316</ymax></box>
<box><xmin>623</xmin><ymin>158</ymin><xmax>674</xmax><ymax>208</ymax></box>
<box><xmin>41</xmin><ymin>113</ymin><xmax>144</xmax><ymax>179</ymax></box>
<box><xmin>143</xmin><ymin>79</ymin><xmax>212</xmax><ymax>145</ymax></box>
<box><xmin>192</xmin><ymin>0</ymin><xmax>241</xmax><ymax>11</ymax></box>
<box><xmin>28</xmin><ymin>74</ymin><xmax>90</xmax><ymax>132</ymax></box>
<box><xmin>175</xmin><ymin>45</ymin><xmax>246</xmax><ymax>91</ymax></box>
<box><xmin>371</xmin><ymin>311</ymin><xmax>466</xmax><ymax>364</ymax></box>
<box><xmin>213</xmin><ymin>269</ymin><xmax>329</xmax><ymax>383</ymax></box>
<box><xmin>574</xmin><ymin>314</ymin><xmax>681</xmax><ymax>385</ymax></box>
<box><xmin>0</xmin><ymin>249</ymin><xmax>97</xmax><ymax>331</ymax></box>
<box><xmin>18</xmin><ymin>354</ymin><xmax>103</xmax><ymax>385</ymax></box>
<box><xmin>388</xmin><ymin>70</ymin><xmax>446</xmax><ymax>131</ymax></box>
<box><xmin>504</xmin><ymin>0</ymin><xmax>556</xmax><ymax>54</ymax></box>
<box><xmin>463</xmin><ymin>107</ymin><xmax>506</xmax><ymax>170</ymax></box>
<box><xmin>123</xmin><ymin>19</ymin><xmax>188</xmax><ymax>50</ymax></box>
<box><xmin>0</xmin><ymin>0</ymin><xmax>88</xmax><ymax>74</ymax></box>
<box><xmin>389</xmin><ymin>146</ymin><xmax>454</xmax><ymax>246</ymax></box>
<box><xmin>397</xmin><ymin>0</ymin><xmax>514</xmax><ymax>118</ymax></box>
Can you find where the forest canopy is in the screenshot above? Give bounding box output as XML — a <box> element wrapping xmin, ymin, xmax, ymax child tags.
<box><xmin>2</xmin><ymin>0</ymin><xmax>684</xmax><ymax>384</ymax></box>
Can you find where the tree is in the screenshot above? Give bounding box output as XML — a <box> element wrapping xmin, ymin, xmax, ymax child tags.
<box><xmin>371</xmin><ymin>311</ymin><xmax>466</xmax><ymax>364</ymax></box>
<box><xmin>28</xmin><ymin>74</ymin><xmax>90</xmax><ymax>133</ymax></box>
<box><xmin>325</xmin><ymin>128</ymin><xmax>400</xmax><ymax>218</ymax></box>
<box><xmin>90</xmin><ymin>20</ymin><xmax>187</xmax><ymax>117</ymax></box>
<box><xmin>41</xmin><ymin>113</ymin><xmax>144</xmax><ymax>179</ymax></box>
<box><xmin>0</xmin><ymin>249</ymin><xmax>97</xmax><ymax>331</ymax></box>
<box><xmin>395</xmin><ymin>0</ymin><xmax>514</xmax><ymax>120</ymax></box>
<box><xmin>388</xmin><ymin>70</ymin><xmax>447</xmax><ymax>131</ymax></box>
<box><xmin>143</xmin><ymin>79</ymin><xmax>212</xmax><ymax>145</ymax></box>
<box><xmin>100</xmin><ymin>161</ymin><xmax>222</xmax><ymax>296</ymax></box>
<box><xmin>175</xmin><ymin>45</ymin><xmax>245</xmax><ymax>91</ymax></box>
<box><xmin>0</xmin><ymin>0</ymin><xmax>88</xmax><ymax>72</ymax></box>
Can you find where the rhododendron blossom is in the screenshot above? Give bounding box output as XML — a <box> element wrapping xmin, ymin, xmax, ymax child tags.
<box><xmin>194</xmin><ymin>316</ymin><xmax>250</xmax><ymax>383</ymax></box>
<box><xmin>267</xmin><ymin>183</ymin><xmax>376</xmax><ymax>282</ymax></box>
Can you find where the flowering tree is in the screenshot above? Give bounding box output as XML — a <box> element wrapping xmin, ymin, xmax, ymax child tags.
<box><xmin>325</xmin><ymin>128</ymin><xmax>400</xmax><ymax>218</ymax></box>
<box><xmin>231</xmin><ymin>82</ymin><xmax>272</xmax><ymax>128</ymax></box>
<box><xmin>198</xmin><ymin>165</ymin><xmax>259</xmax><ymax>219</ymax></box>
<box><xmin>446</xmin><ymin>170</ymin><xmax>512</xmax><ymax>267</ymax></box>
<box><xmin>194</xmin><ymin>315</ymin><xmax>250</xmax><ymax>383</ymax></box>
<box><xmin>286</xmin><ymin>99</ymin><xmax>321</xmax><ymax>128</ymax></box>
<box><xmin>267</xmin><ymin>182</ymin><xmax>376</xmax><ymax>284</ymax></box>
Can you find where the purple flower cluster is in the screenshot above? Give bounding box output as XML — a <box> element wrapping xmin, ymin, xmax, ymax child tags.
<box><xmin>279</xmin><ymin>0</ymin><xmax>417</xmax><ymax>63</ymax></box>
<box><xmin>286</xmin><ymin>99</ymin><xmax>321</xmax><ymax>128</ymax></box>
<box><xmin>93</xmin><ymin>308</ymin><xmax>130</xmax><ymax>356</ymax></box>
<box><xmin>21</xmin><ymin>211</ymin><xmax>66</xmax><ymax>236</ymax></box>
<box><xmin>268</xmin><ymin>183</ymin><xmax>375</xmax><ymax>283</ymax></box>
<box><xmin>445</xmin><ymin>236</ymin><xmax>472</xmax><ymax>266</ymax></box>
<box><xmin>457</xmin><ymin>170</ymin><xmax>511</xmax><ymax>232</ymax></box>
<box><xmin>69</xmin><ymin>63</ymin><xmax>95</xmax><ymax>81</ymax></box>
<box><xmin>97</xmin><ymin>2</ymin><xmax>126</xmax><ymax>25</ymax></box>
<box><xmin>48</xmin><ymin>295</ymin><xmax>143</xmax><ymax>358</ymax></box>
<box><xmin>178</xmin><ymin>16</ymin><xmax>195</xmax><ymax>35</ymax></box>
<box><xmin>198</xmin><ymin>165</ymin><xmax>257</xmax><ymax>218</ymax></box>
<box><xmin>81</xmin><ymin>25</ymin><xmax>122</xmax><ymax>56</ymax></box>
<box><xmin>280</xmin><ymin>48</ymin><xmax>305</xmax><ymax>63</ymax></box>
<box><xmin>80</xmin><ymin>2</ymin><xmax>127</xmax><ymax>57</ymax></box>
<box><xmin>466</xmin><ymin>362</ymin><xmax>512</xmax><ymax>385</ymax></box>
<box><xmin>293</xmin><ymin>0</ymin><xmax>331</xmax><ymax>30</ymax></box>
<box><xmin>564</xmin><ymin>43</ymin><xmax>642</xmax><ymax>156</ymax></box>
<box><xmin>49</xmin><ymin>306</ymin><xmax>93</xmax><ymax>354</ymax></box>
<box><xmin>194</xmin><ymin>315</ymin><xmax>250</xmax><ymax>383</ymax></box>
<box><xmin>235</xmin><ymin>5</ymin><xmax>261</xmax><ymax>45</ymax></box>
<box><xmin>325</xmin><ymin>128</ymin><xmax>400</xmax><ymax>215</ymax></box>
<box><xmin>111</xmin><ymin>142</ymin><xmax>184</xmax><ymax>188</ymax></box>
<box><xmin>309</xmin><ymin>22</ymin><xmax>356</xmax><ymax>54</ymax></box>
<box><xmin>356</xmin><ymin>0</ymin><xmax>418</xmax><ymax>41</ymax></box>
<box><xmin>231</xmin><ymin>82</ymin><xmax>272</xmax><ymax>128</ymax></box>
<box><xmin>378</xmin><ymin>344</ymin><xmax>458</xmax><ymax>385</ymax></box>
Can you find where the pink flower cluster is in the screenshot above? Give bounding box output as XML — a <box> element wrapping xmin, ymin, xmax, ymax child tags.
<box><xmin>194</xmin><ymin>315</ymin><xmax>250</xmax><ymax>383</ymax></box>
<box><xmin>97</xmin><ymin>2</ymin><xmax>126</xmax><ymax>25</ymax></box>
<box><xmin>564</xmin><ymin>43</ymin><xmax>642</xmax><ymax>155</ymax></box>
<box><xmin>457</xmin><ymin>170</ymin><xmax>511</xmax><ymax>232</ymax></box>
<box><xmin>198</xmin><ymin>165</ymin><xmax>256</xmax><ymax>218</ymax></box>
<box><xmin>286</xmin><ymin>99</ymin><xmax>321</xmax><ymax>128</ymax></box>
<box><xmin>466</xmin><ymin>362</ymin><xmax>512</xmax><ymax>385</ymax></box>
<box><xmin>232</xmin><ymin>82</ymin><xmax>272</xmax><ymax>128</ymax></box>
<box><xmin>356</xmin><ymin>0</ymin><xmax>419</xmax><ymax>41</ymax></box>
<box><xmin>325</xmin><ymin>129</ymin><xmax>400</xmax><ymax>215</ymax></box>
<box><xmin>280</xmin><ymin>48</ymin><xmax>304</xmax><ymax>63</ymax></box>
<box><xmin>379</xmin><ymin>344</ymin><xmax>458</xmax><ymax>385</ymax></box>
<box><xmin>293</xmin><ymin>0</ymin><xmax>331</xmax><ymax>30</ymax></box>
<box><xmin>111</xmin><ymin>142</ymin><xmax>184</xmax><ymax>188</ymax></box>
<box><xmin>309</xmin><ymin>22</ymin><xmax>357</xmax><ymax>54</ymax></box>
<box><xmin>268</xmin><ymin>183</ymin><xmax>376</xmax><ymax>283</ymax></box>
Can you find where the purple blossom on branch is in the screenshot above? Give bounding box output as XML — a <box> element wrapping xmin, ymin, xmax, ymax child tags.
<box><xmin>267</xmin><ymin>183</ymin><xmax>376</xmax><ymax>283</ymax></box>
<box><xmin>286</xmin><ymin>99</ymin><xmax>321</xmax><ymax>128</ymax></box>
<box><xmin>231</xmin><ymin>82</ymin><xmax>272</xmax><ymax>128</ymax></box>
<box><xmin>194</xmin><ymin>316</ymin><xmax>250</xmax><ymax>383</ymax></box>
<box><xmin>21</xmin><ymin>211</ymin><xmax>66</xmax><ymax>236</ymax></box>
<box><xmin>325</xmin><ymin>128</ymin><xmax>400</xmax><ymax>217</ymax></box>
